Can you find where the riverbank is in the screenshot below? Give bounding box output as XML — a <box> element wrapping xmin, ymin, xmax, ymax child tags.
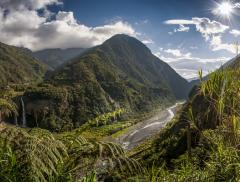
<box><xmin>115</xmin><ymin>102</ymin><xmax>184</xmax><ymax>150</ymax></box>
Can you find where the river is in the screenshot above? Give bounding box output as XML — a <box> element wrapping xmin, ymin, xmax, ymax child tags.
<box><xmin>116</xmin><ymin>102</ymin><xmax>184</xmax><ymax>150</ymax></box>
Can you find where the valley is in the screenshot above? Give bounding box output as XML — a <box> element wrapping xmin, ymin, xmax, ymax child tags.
<box><xmin>1</xmin><ymin>30</ymin><xmax>239</xmax><ymax>181</ymax></box>
<box><xmin>11</xmin><ymin>34</ymin><xmax>191</xmax><ymax>132</ymax></box>
<box><xmin>1</xmin><ymin>33</ymin><xmax>239</xmax><ymax>181</ymax></box>
<box><xmin>0</xmin><ymin>0</ymin><xmax>240</xmax><ymax>180</ymax></box>
<box><xmin>0</xmin><ymin>33</ymin><xmax>194</xmax><ymax>181</ymax></box>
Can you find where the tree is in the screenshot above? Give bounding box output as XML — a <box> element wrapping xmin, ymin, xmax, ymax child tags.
<box><xmin>0</xmin><ymin>99</ymin><xmax>18</xmax><ymax>123</ymax></box>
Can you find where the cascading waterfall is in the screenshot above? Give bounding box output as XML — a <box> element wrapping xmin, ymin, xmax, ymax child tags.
<box><xmin>14</xmin><ymin>114</ymin><xmax>18</xmax><ymax>125</ymax></box>
<box><xmin>21</xmin><ymin>97</ymin><xmax>26</xmax><ymax>127</ymax></box>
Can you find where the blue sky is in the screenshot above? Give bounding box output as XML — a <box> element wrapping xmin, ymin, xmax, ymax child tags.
<box><xmin>0</xmin><ymin>0</ymin><xmax>240</xmax><ymax>79</ymax></box>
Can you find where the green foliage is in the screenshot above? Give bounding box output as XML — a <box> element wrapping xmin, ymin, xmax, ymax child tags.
<box><xmin>130</xmin><ymin>127</ymin><xmax>240</xmax><ymax>181</ymax></box>
<box><xmin>88</xmin><ymin>108</ymin><xmax>125</xmax><ymax>127</ymax></box>
<box><xmin>136</xmin><ymin>67</ymin><xmax>240</xmax><ymax>181</ymax></box>
<box><xmin>0</xmin><ymin>126</ymin><xmax>67</xmax><ymax>182</ymax></box>
<box><xmin>0</xmin><ymin>42</ymin><xmax>47</xmax><ymax>86</ymax></box>
<box><xmin>198</xmin><ymin>69</ymin><xmax>203</xmax><ymax>82</ymax></box>
<box><xmin>33</xmin><ymin>48</ymin><xmax>85</xmax><ymax>69</ymax></box>
<box><xmin>26</xmin><ymin>84</ymin><xmax>68</xmax><ymax>101</ymax></box>
<box><xmin>0</xmin><ymin>98</ymin><xmax>18</xmax><ymax>120</ymax></box>
<box><xmin>83</xmin><ymin>171</ymin><xmax>97</xmax><ymax>182</ymax></box>
<box><xmin>77</xmin><ymin>121</ymin><xmax>132</xmax><ymax>140</ymax></box>
<box><xmin>22</xmin><ymin>34</ymin><xmax>191</xmax><ymax>131</ymax></box>
<box><xmin>0</xmin><ymin>124</ymin><xmax>142</xmax><ymax>181</ymax></box>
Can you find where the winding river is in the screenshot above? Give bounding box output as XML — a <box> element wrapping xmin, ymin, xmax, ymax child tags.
<box><xmin>116</xmin><ymin>102</ymin><xmax>184</xmax><ymax>150</ymax></box>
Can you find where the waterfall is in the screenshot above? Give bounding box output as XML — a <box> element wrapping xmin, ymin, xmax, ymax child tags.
<box><xmin>21</xmin><ymin>97</ymin><xmax>26</xmax><ymax>127</ymax></box>
<box><xmin>14</xmin><ymin>115</ymin><xmax>18</xmax><ymax>125</ymax></box>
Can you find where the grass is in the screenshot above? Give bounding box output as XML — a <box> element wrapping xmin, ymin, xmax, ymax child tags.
<box><xmin>71</xmin><ymin>102</ymin><xmax>174</xmax><ymax>141</ymax></box>
<box><xmin>79</xmin><ymin>121</ymin><xmax>132</xmax><ymax>140</ymax></box>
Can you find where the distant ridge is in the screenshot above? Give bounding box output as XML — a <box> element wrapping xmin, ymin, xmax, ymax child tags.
<box><xmin>0</xmin><ymin>42</ymin><xmax>47</xmax><ymax>86</ymax></box>
<box><xmin>33</xmin><ymin>48</ymin><xmax>86</xmax><ymax>69</ymax></box>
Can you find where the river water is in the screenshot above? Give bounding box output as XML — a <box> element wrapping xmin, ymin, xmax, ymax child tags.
<box><xmin>116</xmin><ymin>102</ymin><xmax>184</xmax><ymax>150</ymax></box>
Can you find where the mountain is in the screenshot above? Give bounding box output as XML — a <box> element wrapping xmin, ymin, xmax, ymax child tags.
<box><xmin>221</xmin><ymin>55</ymin><xmax>240</xmax><ymax>69</ymax></box>
<box><xmin>23</xmin><ymin>34</ymin><xmax>191</xmax><ymax>130</ymax></box>
<box><xmin>33</xmin><ymin>48</ymin><xmax>85</xmax><ymax>69</ymax></box>
<box><xmin>0</xmin><ymin>42</ymin><xmax>47</xmax><ymax>86</ymax></box>
<box><xmin>51</xmin><ymin>34</ymin><xmax>191</xmax><ymax>99</ymax></box>
<box><xmin>189</xmin><ymin>55</ymin><xmax>240</xmax><ymax>87</ymax></box>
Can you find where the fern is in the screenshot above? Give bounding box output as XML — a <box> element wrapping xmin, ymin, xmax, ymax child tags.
<box><xmin>0</xmin><ymin>126</ymin><xmax>67</xmax><ymax>182</ymax></box>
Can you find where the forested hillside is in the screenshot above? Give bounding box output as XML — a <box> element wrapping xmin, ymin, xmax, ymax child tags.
<box><xmin>21</xmin><ymin>34</ymin><xmax>191</xmax><ymax>130</ymax></box>
<box><xmin>0</xmin><ymin>42</ymin><xmax>47</xmax><ymax>86</ymax></box>
<box><xmin>33</xmin><ymin>48</ymin><xmax>85</xmax><ymax>69</ymax></box>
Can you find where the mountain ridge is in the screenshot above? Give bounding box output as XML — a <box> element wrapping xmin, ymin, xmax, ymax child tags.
<box><xmin>0</xmin><ymin>42</ymin><xmax>47</xmax><ymax>87</ymax></box>
<box><xmin>33</xmin><ymin>48</ymin><xmax>86</xmax><ymax>69</ymax></box>
<box><xmin>23</xmin><ymin>34</ymin><xmax>192</xmax><ymax>130</ymax></box>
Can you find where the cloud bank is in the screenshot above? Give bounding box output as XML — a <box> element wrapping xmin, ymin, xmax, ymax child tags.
<box><xmin>155</xmin><ymin>48</ymin><xmax>229</xmax><ymax>80</ymax></box>
<box><xmin>0</xmin><ymin>0</ymin><xmax>137</xmax><ymax>51</ymax></box>
<box><xmin>230</xmin><ymin>29</ymin><xmax>240</xmax><ymax>37</ymax></box>
<box><xmin>165</xmin><ymin>17</ymin><xmax>229</xmax><ymax>40</ymax></box>
<box><xmin>164</xmin><ymin>17</ymin><xmax>239</xmax><ymax>54</ymax></box>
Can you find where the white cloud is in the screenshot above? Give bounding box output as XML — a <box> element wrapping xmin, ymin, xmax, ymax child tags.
<box><xmin>210</xmin><ymin>35</ymin><xmax>222</xmax><ymax>45</ymax></box>
<box><xmin>210</xmin><ymin>35</ymin><xmax>235</xmax><ymax>54</ymax></box>
<box><xmin>56</xmin><ymin>11</ymin><xmax>76</xmax><ymax>24</ymax></box>
<box><xmin>142</xmin><ymin>38</ymin><xmax>154</xmax><ymax>44</ymax></box>
<box><xmin>93</xmin><ymin>21</ymin><xmax>136</xmax><ymax>37</ymax></box>
<box><xmin>165</xmin><ymin>17</ymin><xmax>236</xmax><ymax>54</ymax></box>
<box><xmin>235</xmin><ymin>3</ymin><xmax>240</xmax><ymax>8</ymax></box>
<box><xmin>0</xmin><ymin>1</ymin><xmax>137</xmax><ymax>51</ymax></box>
<box><xmin>165</xmin><ymin>49</ymin><xmax>182</xmax><ymax>57</ymax></box>
<box><xmin>165</xmin><ymin>17</ymin><xmax>229</xmax><ymax>40</ymax></box>
<box><xmin>33</xmin><ymin>15</ymin><xmax>137</xmax><ymax>50</ymax></box>
<box><xmin>174</xmin><ymin>24</ymin><xmax>189</xmax><ymax>32</ymax></box>
<box><xmin>135</xmin><ymin>19</ymin><xmax>149</xmax><ymax>25</ymax></box>
<box><xmin>0</xmin><ymin>0</ymin><xmax>61</xmax><ymax>10</ymax></box>
<box><xmin>2</xmin><ymin>9</ymin><xmax>45</xmax><ymax>32</ymax></box>
<box><xmin>165</xmin><ymin>19</ymin><xmax>194</xmax><ymax>25</ymax></box>
<box><xmin>164</xmin><ymin>49</ymin><xmax>191</xmax><ymax>58</ymax></box>
<box><xmin>190</xmin><ymin>46</ymin><xmax>198</xmax><ymax>50</ymax></box>
<box><xmin>0</xmin><ymin>9</ymin><xmax>45</xmax><ymax>48</ymax></box>
<box><xmin>174</xmin><ymin>68</ymin><xmax>206</xmax><ymax>80</ymax></box>
<box><xmin>230</xmin><ymin>29</ymin><xmax>240</xmax><ymax>37</ymax></box>
<box><xmin>155</xmin><ymin>48</ymin><xmax>230</xmax><ymax>80</ymax></box>
<box><xmin>193</xmin><ymin>18</ymin><xmax>229</xmax><ymax>40</ymax></box>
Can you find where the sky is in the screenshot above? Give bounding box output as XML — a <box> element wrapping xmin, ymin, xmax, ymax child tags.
<box><xmin>0</xmin><ymin>0</ymin><xmax>240</xmax><ymax>80</ymax></box>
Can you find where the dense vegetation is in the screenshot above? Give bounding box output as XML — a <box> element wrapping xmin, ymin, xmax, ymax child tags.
<box><xmin>33</xmin><ymin>48</ymin><xmax>86</xmax><ymax>69</ymax></box>
<box><xmin>130</xmin><ymin>66</ymin><xmax>240</xmax><ymax>181</ymax></box>
<box><xmin>1</xmin><ymin>66</ymin><xmax>240</xmax><ymax>181</ymax></box>
<box><xmin>0</xmin><ymin>42</ymin><xmax>47</xmax><ymax>86</ymax></box>
<box><xmin>0</xmin><ymin>124</ymin><xmax>143</xmax><ymax>182</ymax></box>
<box><xmin>3</xmin><ymin>34</ymin><xmax>240</xmax><ymax>181</ymax></box>
<box><xmin>21</xmin><ymin>34</ymin><xmax>190</xmax><ymax>130</ymax></box>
